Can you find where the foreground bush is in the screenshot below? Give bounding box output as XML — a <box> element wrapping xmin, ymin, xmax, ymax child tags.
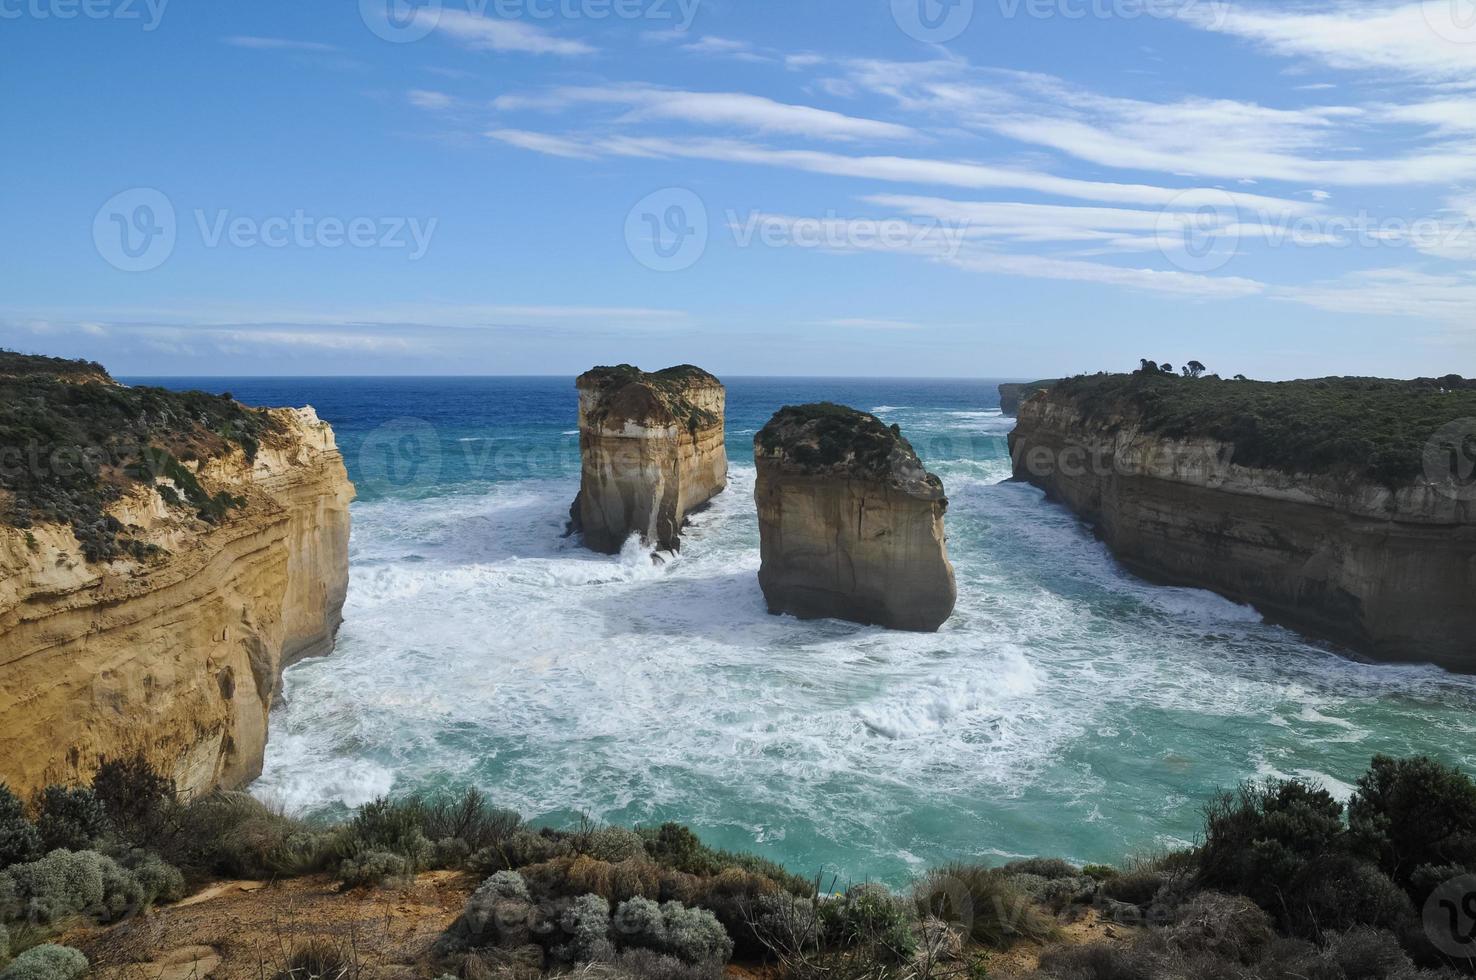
<box><xmin>0</xmin><ymin>849</ymin><xmax>145</xmax><ymax>925</ymax></box>
<box><xmin>31</xmin><ymin>788</ymin><xmax>108</xmax><ymax>855</ymax></box>
<box><xmin>338</xmin><ymin>850</ymin><xmax>411</xmax><ymax>890</ymax></box>
<box><xmin>0</xmin><ymin>945</ymin><xmax>88</xmax><ymax>980</ymax></box>
<box><xmin>915</xmin><ymin>862</ymin><xmax>1056</xmax><ymax>950</ymax></box>
<box><xmin>0</xmin><ymin>790</ymin><xmax>40</xmax><ymax>872</ymax></box>
<box><xmin>1350</xmin><ymin>755</ymin><xmax>1476</xmax><ymax>897</ymax></box>
<box><xmin>613</xmin><ymin>897</ymin><xmax>734</xmax><ymax>965</ymax></box>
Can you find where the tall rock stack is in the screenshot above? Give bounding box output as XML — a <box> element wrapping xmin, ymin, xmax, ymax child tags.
<box><xmin>568</xmin><ymin>365</ymin><xmax>727</xmax><ymax>554</ymax></box>
<box><xmin>754</xmin><ymin>404</ymin><xmax>957</xmax><ymax>632</ymax></box>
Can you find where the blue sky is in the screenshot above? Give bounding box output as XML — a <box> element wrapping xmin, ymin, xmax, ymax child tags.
<box><xmin>3</xmin><ymin>0</ymin><xmax>1475</xmax><ymax>378</ymax></box>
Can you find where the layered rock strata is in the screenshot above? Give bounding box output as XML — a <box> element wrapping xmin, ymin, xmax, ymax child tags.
<box><xmin>568</xmin><ymin>365</ymin><xmax>727</xmax><ymax>554</ymax></box>
<box><xmin>754</xmin><ymin>404</ymin><xmax>957</xmax><ymax>632</ymax></box>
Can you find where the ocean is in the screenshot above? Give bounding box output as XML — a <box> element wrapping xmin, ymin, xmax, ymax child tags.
<box><xmin>131</xmin><ymin>376</ymin><xmax>1476</xmax><ymax>885</ymax></box>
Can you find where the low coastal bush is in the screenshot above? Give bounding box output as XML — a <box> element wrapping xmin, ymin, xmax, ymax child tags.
<box><xmin>31</xmin><ymin>788</ymin><xmax>108</xmax><ymax>855</ymax></box>
<box><xmin>0</xmin><ymin>789</ymin><xmax>41</xmax><ymax>872</ymax></box>
<box><xmin>0</xmin><ymin>945</ymin><xmax>88</xmax><ymax>980</ymax></box>
<box><xmin>612</xmin><ymin>897</ymin><xmax>733</xmax><ymax>965</ymax></box>
<box><xmin>90</xmin><ymin>756</ymin><xmax>177</xmax><ymax>850</ymax></box>
<box><xmin>0</xmin><ymin>849</ymin><xmax>151</xmax><ymax>926</ymax></box>
<box><xmin>1350</xmin><ymin>755</ymin><xmax>1476</xmax><ymax>897</ymax></box>
<box><xmin>915</xmin><ymin>863</ymin><xmax>1056</xmax><ymax>950</ymax></box>
<box><xmin>557</xmin><ymin>894</ymin><xmax>615</xmax><ymax>963</ymax></box>
<box><xmin>338</xmin><ymin>849</ymin><xmax>411</xmax><ymax>890</ymax></box>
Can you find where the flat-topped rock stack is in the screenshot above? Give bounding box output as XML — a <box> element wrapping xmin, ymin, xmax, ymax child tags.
<box><xmin>568</xmin><ymin>364</ymin><xmax>727</xmax><ymax>554</ymax></box>
<box><xmin>754</xmin><ymin>403</ymin><xmax>957</xmax><ymax>632</ymax></box>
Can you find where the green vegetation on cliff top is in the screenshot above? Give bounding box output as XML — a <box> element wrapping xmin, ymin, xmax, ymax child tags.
<box><xmin>0</xmin><ymin>350</ymin><xmax>280</xmax><ymax>562</ymax></box>
<box><xmin>577</xmin><ymin>364</ymin><xmax>722</xmax><ymax>431</ymax></box>
<box><xmin>1047</xmin><ymin>371</ymin><xmax>1476</xmax><ymax>484</ymax></box>
<box><xmin>756</xmin><ymin>402</ymin><xmax>922</xmax><ymax>478</ymax></box>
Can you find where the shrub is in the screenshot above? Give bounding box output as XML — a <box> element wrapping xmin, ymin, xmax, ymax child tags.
<box><xmin>0</xmin><ymin>922</ymin><xmax>7</xmax><ymax>961</ymax></box>
<box><xmin>0</xmin><ymin>945</ymin><xmax>88</xmax><ymax>980</ymax></box>
<box><xmin>745</xmin><ymin>892</ymin><xmax>820</xmax><ymax>959</ymax></box>
<box><xmin>270</xmin><ymin>941</ymin><xmax>357</xmax><ymax>980</ymax></box>
<box><xmin>916</xmin><ymin>863</ymin><xmax>1056</xmax><ymax>950</ymax></box>
<box><xmin>439</xmin><ymin>871</ymin><xmax>535</xmax><ymax>953</ymax></box>
<box><xmin>1198</xmin><ymin>778</ymin><xmax>1346</xmax><ymax>913</ymax></box>
<box><xmin>638</xmin><ymin>824</ymin><xmax>809</xmax><ymax>897</ymax></box>
<box><xmin>0</xmin><ymin>788</ymin><xmax>40</xmax><ymax>871</ymax></box>
<box><xmin>1100</xmin><ymin>870</ymin><xmax>1168</xmax><ymax>908</ymax></box>
<box><xmin>612</xmin><ymin>897</ymin><xmax>733</xmax><ymax>965</ymax></box>
<box><xmin>119</xmin><ymin>850</ymin><xmax>186</xmax><ymax>905</ymax></box>
<box><xmin>1163</xmin><ymin>891</ymin><xmax>1275</xmax><ymax>965</ymax></box>
<box><xmin>416</xmin><ymin>789</ymin><xmax>523</xmax><ymax>855</ymax></box>
<box><xmin>1349</xmin><ymin>755</ymin><xmax>1476</xmax><ymax>893</ymax></box>
<box><xmin>558</xmin><ymin>894</ymin><xmax>614</xmax><ymax>963</ymax></box>
<box><xmin>169</xmin><ymin>793</ymin><xmax>329</xmax><ymax>879</ymax></box>
<box><xmin>471</xmin><ymin>829</ymin><xmax>560</xmax><ymax>874</ymax></box>
<box><xmin>578</xmin><ymin>828</ymin><xmax>647</xmax><ymax>865</ymax></box>
<box><xmin>1285</xmin><ymin>855</ymin><xmax>1415</xmax><ymax>938</ymax></box>
<box><xmin>432</xmin><ymin>837</ymin><xmax>473</xmax><ymax>870</ymax></box>
<box><xmin>90</xmin><ymin>756</ymin><xmax>177</xmax><ymax>848</ymax></box>
<box><xmin>341</xmin><ymin>797</ymin><xmax>431</xmax><ymax>868</ymax></box>
<box><xmin>1081</xmin><ymin>865</ymin><xmax>1119</xmax><ymax>882</ymax></box>
<box><xmin>31</xmin><ymin>788</ymin><xmax>108</xmax><ymax>854</ymax></box>
<box><xmin>612</xmin><ymin>947</ymin><xmax>723</xmax><ymax>980</ymax></box>
<box><xmin>823</xmin><ymin>883</ymin><xmax>917</xmax><ymax>962</ymax></box>
<box><xmin>0</xmin><ymin>849</ymin><xmax>144</xmax><ymax>925</ymax></box>
<box><xmin>1003</xmin><ymin>858</ymin><xmax>1079</xmax><ymax>880</ymax></box>
<box><xmin>338</xmin><ymin>850</ymin><xmax>410</xmax><ymax>890</ymax></box>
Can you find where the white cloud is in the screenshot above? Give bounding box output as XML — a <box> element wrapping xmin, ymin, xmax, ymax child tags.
<box><xmin>408</xmin><ymin>89</ymin><xmax>455</xmax><ymax>111</ymax></box>
<box><xmin>680</xmin><ymin>35</ymin><xmax>770</xmax><ymax>62</ymax></box>
<box><xmin>948</xmin><ymin>252</ymin><xmax>1267</xmax><ymax>299</ymax></box>
<box><xmin>223</xmin><ymin>36</ymin><xmax>337</xmax><ymax>52</ymax></box>
<box><xmin>494</xmin><ymin>84</ymin><xmax>915</xmax><ymax>141</ymax></box>
<box><xmin>1182</xmin><ymin>2</ymin><xmax>1476</xmax><ymax>82</ymax></box>
<box><xmin>1279</xmin><ymin>268</ymin><xmax>1476</xmax><ymax>321</ymax></box>
<box><xmin>488</xmin><ymin>129</ymin><xmax>600</xmax><ymax>159</ymax></box>
<box><xmin>432</xmin><ymin>9</ymin><xmax>595</xmax><ymax>56</ymax></box>
<box><xmin>811</xmin><ymin>318</ymin><xmax>924</xmax><ymax>330</ymax></box>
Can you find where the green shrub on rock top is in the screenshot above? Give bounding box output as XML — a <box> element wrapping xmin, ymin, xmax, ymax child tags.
<box><xmin>0</xmin><ymin>945</ymin><xmax>88</xmax><ymax>980</ymax></box>
<box><xmin>612</xmin><ymin>897</ymin><xmax>733</xmax><ymax>966</ymax></box>
<box><xmin>1198</xmin><ymin>778</ymin><xmax>1346</xmax><ymax>913</ymax></box>
<box><xmin>1349</xmin><ymin>754</ymin><xmax>1476</xmax><ymax>896</ymax></box>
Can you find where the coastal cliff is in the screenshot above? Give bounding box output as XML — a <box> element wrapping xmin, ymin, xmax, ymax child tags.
<box><xmin>999</xmin><ymin>379</ymin><xmax>1060</xmax><ymax>416</ymax></box>
<box><xmin>1009</xmin><ymin>373</ymin><xmax>1476</xmax><ymax>671</ymax></box>
<box><xmin>568</xmin><ymin>365</ymin><xmax>727</xmax><ymax>554</ymax></box>
<box><xmin>0</xmin><ymin>354</ymin><xmax>353</xmax><ymax>796</ymax></box>
<box><xmin>754</xmin><ymin>404</ymin><xmax>956</xmax><ymax>631</ymax></box>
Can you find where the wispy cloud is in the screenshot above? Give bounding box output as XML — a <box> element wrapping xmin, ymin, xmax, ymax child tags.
<box><xmin>487</xmin><ymin>129</ymin><xmax>600</xmax><ymax>159</ymax></box>
<box><xmin>432</xmin><ymin>9</ymin><xmax>595</xmax><ymax>56</ymax></box>
<box><xmin>408</xmin><ymin>89</ymin><xmax>456</xmax><ymax>111</ymax></box>
<box><xmin>1279</xmin><ymin>268</ymin><xmax>1476</xmax><ymax>322</ymax></box>
<box><xmin>223</xmin><ymin>35</ymin><xmax>338</xmax><ymax>52</ymax></box>
<box><xmin>493</xmin><ymin>84</ymin><xmax>916</xmax><ymax>141</ymax></box>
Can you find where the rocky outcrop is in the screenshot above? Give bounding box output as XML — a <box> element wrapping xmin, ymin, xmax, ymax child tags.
<box><xmin>1009</xmin><ymin>385</ymin><xmax>1476</xmax><ymax>671</ymax></box>
<box><xmin>0</xmin><ymin>404</ymin><xmax>353</xmax><ymax>796</ymax></box>
<box><xmin>999</xmin><ymin>380</ymin><xmax>1060</xmax><ymax>417</ymax></box>
<box><xmin>754</xmin><ymin>404</ymin><xmax>957</xmax><ymax>631</ymax></box>
<box><xmin>568</xmin><ymin>365</ymin><xmax>727</xmax><ymax>554</ymax></box>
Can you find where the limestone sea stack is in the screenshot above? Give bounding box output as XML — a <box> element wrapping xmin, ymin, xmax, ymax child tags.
<box><xmin>0</xmin><ymin>353</ymin><xmax>353</xmax><ymax>796</ymax></box>
<box><xmin>754</xmin><ymin>404</ymin><xmax>957</xmax><ymax>631</ymax></box>
<box><xmin>568</xmin><ymin>365</ymin><xmax>727</xmax><ymax>554</ymax></box>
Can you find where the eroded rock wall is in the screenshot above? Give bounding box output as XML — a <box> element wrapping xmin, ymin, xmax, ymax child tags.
<box><xmin>0</xmin><ymin>407</ymin><xmax>353</xmax><ymax>796</ymax></box>
<box><xmin>1009</xmin><ymin>394</ymin><xmax>1476</xmax><ymax>671</ymax></box>
<box><xmin>569</xmin><ymin>366</ymin><xmax>727</xmax><ymax>554</ymax></box>
<box><xmin>754</xmin><ymin>406</ymin><xmax>956</xmax><ymax>632</ymax></box>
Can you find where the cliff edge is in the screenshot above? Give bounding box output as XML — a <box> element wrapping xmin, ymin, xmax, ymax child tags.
<box><xmin>754</xmin><ymin>403</ymin><xmax>957</xmax><ymax>631</ymax></box>
<box><xmin>999</xmin><ymin>379</ymin><xmax>1060</xmax><ymax>416</ymax></box>
<box><xmin>0</xmin><ymin>352</ymin><xmax>354</xmax><ymax>795</ymax></box>
<box><xmin>1009</xmin><ymin>372</ymin><xmax>1476</xmax><ymax>670</ymax></box>
<box><xmin>568</xmin><ymin>365</ymin><xmax>727</xmax><ymax>554</ymax></box>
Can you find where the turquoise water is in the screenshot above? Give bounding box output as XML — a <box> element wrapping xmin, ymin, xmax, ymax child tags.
<box><xmin>139</xmin><ymin>377</ymin><xmax>1476</xmax><ymax>885</ymax></box>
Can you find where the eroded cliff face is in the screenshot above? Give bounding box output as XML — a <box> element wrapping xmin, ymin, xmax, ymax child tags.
<box><xmin>568</xmin><ymin>365</ymin><xmax>727</xmax><ymax>554</ymax></box>
<box><xmin>1009</xmin><ymin>392</ymin><xmax>1476</xmax><ymax>671</ymax></box>
<box><xmin>999</xmin><ymin>380</ymin><xmax>1060</xmax><ymax>417</ymax></box>
<box><xmin>0</xmin><ymin>407</ymin><xmax>353</xmax><ymax>796</ymax></box>
<box><xmin>754</xmin><ymin>405</ymin><xmax>957</xmax><ymax>632</ymax></box>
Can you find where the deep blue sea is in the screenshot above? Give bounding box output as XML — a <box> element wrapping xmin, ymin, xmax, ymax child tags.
<box><xmin>130</xmin><ymin>376</ymin><xmax>1476</xmax><ymax>885</ymax></box>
